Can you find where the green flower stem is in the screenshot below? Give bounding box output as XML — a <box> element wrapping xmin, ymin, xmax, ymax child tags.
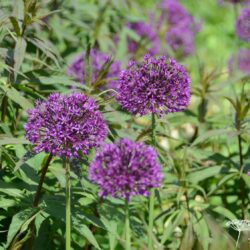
<box><xmin>236</xmin><ymin>117</ymin><xmax>246</xmax><ymax>219</ymax></box>
<box><xmin>148</xmin><ymin>189</ymin><xmax>155</xmax><ymax>249</ymax></box>
<box><xmin>1</xmin><ymin>95</ymin><xmax>8</xmax><ymax>122</ymax></box>
<box><xmin>125</xmin><ymin>199</ymin><xmax>131</xmax><ymax>250</ymax></box>
<box><xmin>28</xmin><ymin>153</ymin><xmax>53</xmax><ymax>250</ymax></box>
<box><xmin>236</xmin><ymin>231</ymin><xmax>241</xmax><ymax>249</ymax></box>
<box><xmin>148</xmin><ymin>113</ymin><xmax>156</xmax><ymax>250</ymax></box>
<box><xmin>64</xmin><ymin>158</ymin><xmax>71</xmax><ymax>250</ymax></box>
<box><xmin>33</xmin><ymin>153</ymin><xmax>53</xmax><ymax>207</ymax></box>
<box><xmin>151</xmin><ymin>113</ymin><xmax>156</xmax><ymax>146</ymax></box>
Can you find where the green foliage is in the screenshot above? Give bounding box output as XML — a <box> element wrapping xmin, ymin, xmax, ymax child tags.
<box><xmin>0</xmin><ymin>0</ymin><xmax>250</xmax><ymax>249</ymax></box>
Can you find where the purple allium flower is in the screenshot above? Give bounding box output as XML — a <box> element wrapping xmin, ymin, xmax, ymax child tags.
<box><xmin>159</xmin><ymin>0</ymin><xmax>192</xmax><ymax>26</ymax></box>
<box><xmin>117</xmin><ymin>54</ymin><xmax>191</xmax><ymax>116</ymax></box>
<box><xmin>236</xmin><ymin>8</ymin><xmax>250</xmax><ymax>41</ymax></box>
<box><xmin>158</xmin><ymin>0</ymin><xmax>201</xmax><ymax>58</ymax></box>
<box><xmin>220</xmin><ymin>0</ymin><xmax>250</xmax><ymax>4</ymax></box>
<box><xmin>228</xmin><ymin>49</ymin><xmax>250</xmax><ymax>74</ymax></box>
<box><xmin>25</xmin><ymin>93</ymin><xmax>108</xmax><ymax>158</ymax></box>
<box><xmin>127</xmin><ymin>21</ymin><xmax>160</xmax><ymax>55</ymax></box>
<box><xmin>165</xmin><ymin>25</ymin><xmax>195</xmax><ymax>57</ymax></box>
<box><xmin>88</xmin><ymin>138</ymin><xmax>163</xmax><ymax>201</ymax></box>
<box><xmin>67</xmin><ymin>49</ymin><xmax>121</xmax><ymax>89</ymax></box>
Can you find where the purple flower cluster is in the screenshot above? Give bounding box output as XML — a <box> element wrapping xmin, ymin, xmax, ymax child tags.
<box><xmin>88</xmin><ymin>138</ymin><xmax>163</xmax><ymax>201</ymax></box>
<box><xmin>220</xmin><ymin>0</ymin><xmax>250</xmax><ymax>4</ymax></box>
<box><xmin>236</xmin><ymin>8</ymin><xmax>250</xmax><ymax>41</ymax></box>
<box><xmin>160</xmin><ymin>0</ymin><xmax>201</xmax><ymax>57</ymax></box>
<box><xmin>127</xmin><ymin>21</ymin><xmax>160</xmax><ymax>55</ymax></box>
<box><xmin>228</xmin><ymin>49</ymin><xmax>250</xmax><ymax>74</ymax></box>
<box><xmin>160</xmin><ymin>0</ymin><xmax>192</xmax><ymax>26</ymax></box>
<box><xmin>67</xmin><ymin>49</ymin><xmax>121</xmax><ymax>89</ymax></box>
<box><xmin>117</xmin><ymin>54</ymin><xmax>191</xmax><ymax>116</ymax></box>
<box><xmin>25</xmin><ymin>93</ymin><xmax>107</xmax><ymax>158</ymax></box>
<box><xmin>165</xmin><ymin>24</ymin><xmax>195</xmax><ymax>57</ymax></box>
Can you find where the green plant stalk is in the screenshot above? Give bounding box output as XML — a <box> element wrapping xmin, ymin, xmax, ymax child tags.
<box><xmin>148</xmin><ymin>113</ymin><xmax>156</xmax><ymax>249</ymax></box>
<box><xmin>125</xmin><ymin>199</ymin><xmax>131</xmax><ymax>250</ymax></box>
<box><xmin>28</xmin><ymin>153</ymin><xmax>53</xmax><ymax>250</ymax></box>
<box><xmin>236</xmin><ymin>114</ymin><xmax>246</xmax><ymax>219</ymax></box>
<box><xmin>1</xmin><ymin>95</ymin><xmax>8</xmax><ymax>122</ymax></box>
<box><xmin>238</xmin><ymin>133</ymin><xmax>246</xmax><ymax>219</ymax></box>
<box><xmin>238</xmin><ymin>134</ymin><xmax>244</xmax><ymax>176</ymax></box>
<box><xmin>33</xmin><ymin>153</ymin><xmax>53</xmax><ymax>207</ymax></box>
<box><xmin>65</xmin><ymin>158</ymin><xmax>71</xmax><ymax>250</ymax></box>
<box><xmin>236</xmin><ymin>231</ymin><xmax>241</xmax><ymax>249</ymax></box>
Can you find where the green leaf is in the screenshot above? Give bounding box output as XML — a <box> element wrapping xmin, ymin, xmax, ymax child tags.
<box><xmin>0</xmin><ymin>85</ymin><xmax>33</xmax><ymax>110</ymax></box>
<box><xmin>0</xmin><ymin>197</ymin><xmax>16</xmax><ymax>209</ymax></box>
<box><xmin>161</xmin><ymin>209</ymin><xmax>185</xmax><ymax>244</ymax></box>
<box><xmin>27</xmin><ymin>37</ymin><xmax>60</xmax><ymax>67</ymax></box>
<box><xmin>191</xmin><ymin>128</ymin><xmax>230</xmax><ymax>146</ymax></box>
<box><xmin>13</xmin><ymin>0</ymin><xmax>24</xmax><ymax>21</ymax></box>
<box><xmin>72</xmin><ymin>217</ymin><xmax>101</xmax><ymax>250</ymax></box>
<box><xmin>208</xmin><ymin>172</ymin><xmax>237</xmax><ymax>196</ymax></box>
<box><xmin>180</xmin><ymin>220</ymin><xmax>194</xmax><ymax>250</ymax></box>
<box><xmin>76</xmin><ymin>213</ymin><xmax>106</xmax><ymax>230</ymax></box>
<box><xmin>211</xmin><ymin>206</ymin><xmax>237</xmax><ymax>221</ymax></box>
<box><xmin>0</xmin><ymin>134</ymin><xmax>30</xmax><ymax>145</ymax></box>
<box><xmin>101</xmin><ymin>217</ymin><xmax>118</xmax><ymax>250</ymax></box>
<box><xmin>9</xmin><ymin>16</ymin><xmax>21</xmax><ymax>36</ymax></box>
<box><xmin>192</xmin><ymin>212</ymin><xmax>210</xmax><ymax>250</ymax></box>
<box><xmin>6</xmin><ymin>208</ymin><xmax>41</xmax><ymax>248</ymax></box>
<box><xmin>187</xmin><ymin>166</ymin><xmax>226</xmax><ymax>184</ymax></box>
<box><xmin>24</xmin><ymin>75</ymin><xmax>83</xmax><ymax>88</ymax></box>
<box><xmin>13</xmin><ymin>37</ymin><xmax>27</xmax><ymax>80</ymax></box>
<box><xmin>224</xmin><ymin>97</ymin><xmax>237</xmax><ymax>111</ymax></box>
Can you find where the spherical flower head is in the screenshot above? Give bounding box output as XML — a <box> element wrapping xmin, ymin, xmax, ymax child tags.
<box><xmin>160</xmin><ymin>0</ymin><xmax>192</xmax><ymax>26</ymax></box>
<box><xmin>67</xmin><ymin>49</ymin><xmax>121</xmax><ymax>89</ymax></box>
<box><xmin>127</xmin><ymin>21</ymin><xmax>160</xmax><ymax>55</ymax></box>
<box><xmin>228</xmin><ymin>49</ymin><xmax>250</xmax><ymax>74</ymax></box>
<box><xmin>117</xmin><ymin>54</ymin><xmax>191</xmax><ymax>116</ymax></box>
<box><xmin>165</xmin><ymin>25</ymin><xmax>195</xmax><ymax>57</ymax></box>
<box><xmin>24</xmin><ymin>93</ymin><xmax>108</xmax><ymax>158</ymax></box>
<box><xmin>236</xmin><ymin>8</ymin><xmax>250</xmax><ymax>41</ymax></box>
<box><xmin>88</xmin><ymin>138</ymin><xmax>163</xmax><ymax>201</ymax></box>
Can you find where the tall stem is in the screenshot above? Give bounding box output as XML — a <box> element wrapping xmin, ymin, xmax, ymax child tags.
<box><xmin>28</xmin><ymin>153</ymin><xmax>53</xmax><ymax>250</ymax></box>
<box><xmin>125</xmin><ymin>199</ymin><xmax>131</xmax><ymax>250</ymax></box>
<box><xmin>236</xmin><ymin>231</ymin><xmax>241</xmax><ymax>249</ymax></box>
<box><xmin>65</xmin><ymin>158</ymin><xmax>71</xmax><ymax>250</ymax></box>
<box><xmin>148</xmin><ymin>113</ymin><xmax>156</xmax><ymax>250</ymax></box>
<box><xmin>151</xmin><ymin>113</ymin><xmax>156</xmax><ymax>146</ymax></box>
<box><xmin>238</xmin><ymin>134</ymin><xmax>243</xmax><ymax>176</ymax></box>
<box><xmin>33</xmin><ymin>153</ymin><xmax>53</xmax><ymax>207</ymax></box>
<box><xmin>1</xmin><ymin>95</ymin><xmax>8</xmax><ymax>122</ymax></box>
<box><xmin>184</xmin><ymin>190</ymin><xmax>190</xmax><ymax>219</ymax></box>
<box><xmin>238</xmin><ymin>133</ymin><xmax>246</xmax><ymax>219</ymax></box>
<box><xmin>236</xmin><ymin>112</ymin><xmax>246</xmax><ymax>219</ymax></box>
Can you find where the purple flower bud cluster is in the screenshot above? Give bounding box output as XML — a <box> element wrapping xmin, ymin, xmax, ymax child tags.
<box><xmin>228</xmin><ymin>49</ymin><xmax>250</xmax><ymax>74</ymax></box>
<box><xmin>88</xmin><ymin>138</ymin><xmax>163</xmax><ymax>201</ymax></box>
<box><xmin>117</xmin><ymin>54</ymin><xmax>191</xmax><ymax>116</ymax></box>
<box><xmin>67</xmin><ymin>49</ymin><xmax>121</xmax><ymax>89</ymax></box>
<box><xmin>127</xmin><ymin>21</ymin><xmax>160</xmax><ymax>55</ymax></box>
<box><xmin>236</xmin><ymin>8</ymin><xmax>250</xmax><ymax>41</ymax></box>
<box><xmin>160</xmin><ymin>0</ymin><xmax>201</xmax><ymax>57</ymax></box>
<box><xmin>25</xmin><ymin>93</ymin><xmax>107</xmax><ymax>158</ymax></box>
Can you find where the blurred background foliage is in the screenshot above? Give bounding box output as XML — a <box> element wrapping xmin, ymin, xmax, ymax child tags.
<box><xmin>0</xmin><ymin>0</ymin><xmax>250</xmax><ymax>249</ymax></box>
